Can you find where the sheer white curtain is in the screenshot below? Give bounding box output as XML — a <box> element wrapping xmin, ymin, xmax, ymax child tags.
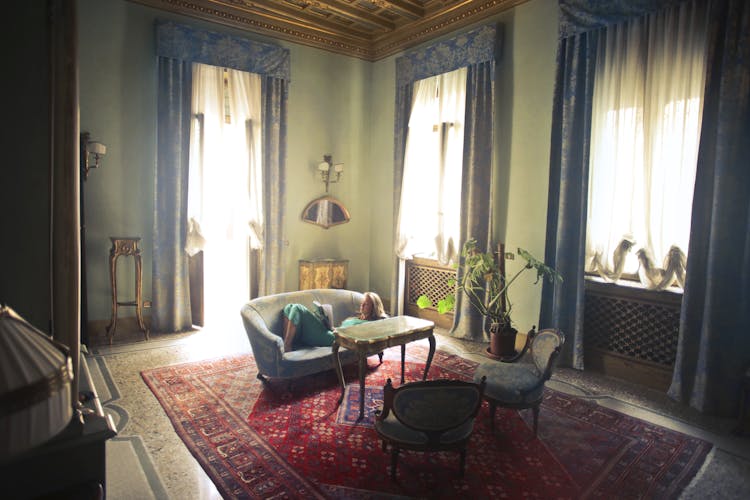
<box><xmin>395</xmin><ymin>67</ymin><xmax>466</xmax><ymax>315</ymax></box>
<box><xmin>187</xmin><ymin>63</ymin><xmax>263</xmax><ymax>326</ymax></box>
<box><xmin>397</xmin><ymin>67</ymin><xmax>467</xmax><ymax>264</ymax></box>
<box><xmin>585</xmin><ymin>0</ymin><xmax>709</xmax><ymax>289</ymax></box>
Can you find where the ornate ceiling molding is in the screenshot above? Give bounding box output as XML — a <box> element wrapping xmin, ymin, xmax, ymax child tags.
<box><xmin>128</xmin><ymin>0</ymin><xmax>529</xmax><ymax>61</ymax></box>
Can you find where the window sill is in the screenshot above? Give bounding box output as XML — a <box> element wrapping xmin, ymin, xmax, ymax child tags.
<box><xmin>584</xmin><ymin>275</ymin><xmax>683</xmax><ymax>305</ymax></box>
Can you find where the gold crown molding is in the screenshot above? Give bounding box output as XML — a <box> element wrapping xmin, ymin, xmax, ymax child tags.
<box><xmin>128</xmin><ymin>0</ymin><xmax>529</xmax><ymax>61</ymax></box>
<box><xmin>132</xmin><ymin>0</ymin><xmax>372</xmax><ymax>58</ymax></box>
<box><xmin>371</xmin><ymin>0</ymin><xmax>528</xmax><ymax>59</ymax></box>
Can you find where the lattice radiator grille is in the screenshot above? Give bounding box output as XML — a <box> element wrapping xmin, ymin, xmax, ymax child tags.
<box><xmin>405</xmin><ymin>261</ymin><xmax>456</xmax><ymax>308</ymax></box>
<box><xmin>584</xmin><ymin>283</ymin><xmax>681</xmax><ymax>366</ymax></box>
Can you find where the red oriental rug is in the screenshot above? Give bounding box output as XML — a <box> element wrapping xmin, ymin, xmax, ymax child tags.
<box><xmin>142</xmin><ymin>347</ymin><xmax>711</xmax><ymax>499</ymax></box>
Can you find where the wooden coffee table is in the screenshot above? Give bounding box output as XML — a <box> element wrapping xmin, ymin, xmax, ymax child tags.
<box><xmin>332</xmin><ymin>315</ymin><xmax>435</xmax><ymax>419</ymax></box>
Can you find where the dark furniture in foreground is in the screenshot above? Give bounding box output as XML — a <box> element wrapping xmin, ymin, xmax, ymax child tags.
<box><xmin>0</xmin><ymin>355</ymin><xmax>116</xmax><ymax>498</ymax></box>
<box><xmin>375</xmin><ymin>377</ymin><xmax>486</xmax><ymax>479</ymax></box>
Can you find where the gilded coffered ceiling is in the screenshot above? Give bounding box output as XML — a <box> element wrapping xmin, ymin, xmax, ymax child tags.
<box><xmin>129</xmin><ymin>0</ymin><xmax>528</xmax><ymax>60</ymax></box>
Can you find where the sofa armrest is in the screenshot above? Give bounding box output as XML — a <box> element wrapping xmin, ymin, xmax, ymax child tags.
<box><xmin>240</xmin><ymin>304</ymin><xmax>285</xmax><ymax>377</ymax></box>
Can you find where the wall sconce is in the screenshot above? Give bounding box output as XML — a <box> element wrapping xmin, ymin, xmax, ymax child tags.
<box><xmin>80</xmin><ymin>132</ymin><xmax>107</xmax><ymax>180</ymax></box>
<box><xmin>317</xmin><ymin>154</ymin><xmax>343</xmax><ymax>192</ymax></box>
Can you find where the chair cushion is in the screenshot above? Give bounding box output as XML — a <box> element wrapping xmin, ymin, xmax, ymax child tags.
<box><xmin>375</xmin><ymin>413</ymin><xmax>429</xmax><ymax>445</ymax></box>
<box><xmin>375</xmin><ymin>413</ymin><xmax>475</xmax><ymax>446</ymax></box>
<box><xmin>474</xmin><ymin>362</ymin><xmax>544</xmax><ymax>404</ymax></box>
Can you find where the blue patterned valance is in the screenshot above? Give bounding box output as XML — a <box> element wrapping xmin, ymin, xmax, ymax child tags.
<box><xmin>396</xmin><ymin>24</ymin><xmax>499</xmax><ymax>87</ymax></box>
<box><xmin>559</xmin><ymin>0</ymin><xmax>688</xmax><ymax>39</ymax></box>
<box><xmin>155</xmin><ymin>20</ymin><xmax>290</xmax><ymax>80</ymax></box>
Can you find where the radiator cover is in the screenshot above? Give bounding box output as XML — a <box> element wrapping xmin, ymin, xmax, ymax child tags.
<box><xmin>583</xmin><ymin>278</ymin><xmax>682</xmax><ymax>390</ymax></box>
<box><xmin>404</xmin><ymin>258</ymin><xmax>455</xmax><ymax>329</ymax></box>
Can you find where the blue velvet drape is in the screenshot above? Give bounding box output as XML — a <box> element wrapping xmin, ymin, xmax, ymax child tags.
<box><xmin>452</xmin><ymin>61</ymin><xmax>496</xmax><ymax>341</ymax></box>
<box><xmin>259</xmin><ymin>76</ymin><xmax>289</xmax><ymax>296</ymax></box>
<box><xmin>153</xmin><ymin>21</ymin><xmax>289</xmax><ymax>332</ymax></box>
<box><xmin>153</xmin><ymin>58</ymin><xmax>193</xmax><ymax>332</ymax></box>
<box><xmin>540</xmin><ymin>30</ymin><xmax>598</xmax><ymax>369</ymax></box>
<box><xmin>668</xmin><ymin>0</ymin><xmax>750</xmax><ymax>416</ymax></box>
<box><xmin>391</xmin><ymin>25</ymin><xmax>498</xmax><ymax>341</ymax></box>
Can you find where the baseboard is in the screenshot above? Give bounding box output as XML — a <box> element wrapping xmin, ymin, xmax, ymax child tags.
<box><xmin>585</xmin><ymin>347</ymin><xmax>672</xmax><ymax>392</ymax></box>
<box><xmin>86</xmin><ymin>316</ymin><xmax>150</xmax><ymax>346</ymax></box>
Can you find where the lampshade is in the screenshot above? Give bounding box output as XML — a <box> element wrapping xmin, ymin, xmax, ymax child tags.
<box><xmin>0</xmin><ymin>305</ymin><xmax>73</xmax><ymax>460</ymax></box>
<box><xmin>87</xmin><ymin>141</ymin><xmax>107</xmax><ymax>156</ymax></box>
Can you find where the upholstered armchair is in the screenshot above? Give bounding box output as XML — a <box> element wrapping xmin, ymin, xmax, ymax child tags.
<box><xmin>473</xmin><ymin>329</ymin><xmax>565</xmax><ymax>436</ymax></box>
<box><xmin>374</xmin><ymin>377</ymin><xmax>486</xmax><ymax>479</ymax></box>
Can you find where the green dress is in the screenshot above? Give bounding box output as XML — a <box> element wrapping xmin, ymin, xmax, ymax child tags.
<box><xmin>282</xmin><ymin>303</ymin><xmax>334</xmax><ymax>347</ymax></box>
<box><xmin>340</xmin><ymin>317</ymin><xmax>368</xmax><ymax>327</ymax></box>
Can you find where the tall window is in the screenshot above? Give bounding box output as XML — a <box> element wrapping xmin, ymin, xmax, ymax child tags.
<box><xmin>397</xmin><ymin>67</ymin><xmax>467</xmax><ymax>265</ymax></box>
<box><xmin>187</xmin><ymin>63</ymin><xmax>263</xmax><ymax>327</ymax></box>
<box><xmin>585</xmin><ymin>0</ymin><xmax>709</xmax><ymax>290</ymax></box>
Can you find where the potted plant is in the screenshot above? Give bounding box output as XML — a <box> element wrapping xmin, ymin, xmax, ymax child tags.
<box><xmin>416</xmin><ymin>238</ymin><xmax>562</xmax><ymax>360</ymax></box>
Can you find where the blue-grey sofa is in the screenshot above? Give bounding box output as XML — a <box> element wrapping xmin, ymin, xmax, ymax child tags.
<box><xmin>240</xmin><ymin>289</ymin><xmax>364</xmax><ymax>382</ymax></box>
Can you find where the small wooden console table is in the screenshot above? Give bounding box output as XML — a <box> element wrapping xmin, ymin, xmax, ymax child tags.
<box><xmin>105</xmin><ymin>236</ymin><xmax>149</xmax><ymax>343</ymax></box>
<box><xmin>332</xmin><ymin>316</ymin><xmax>435</xmax><ymax>419</ymax></box>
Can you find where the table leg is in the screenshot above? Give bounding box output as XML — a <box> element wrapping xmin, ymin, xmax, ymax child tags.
<box><xmin>105</xmin><ymin>253</ymin><xmax>118</xmax><ymax>344</ymax></box>
<box><xmin>401</xmin><ymin>345</ymin><xmax>406</xmax><ymax>383</ymax></box>
<box><xmin>332</xmin><ymin>342</ymin><xmax>345</xmax><ymax>405</ymax></box>
<box><xmin>423</xmin><ymin>333</ymin><xmax>435</xmax><ymax>381</ymax></box>
<box><xmin>134</xmin><ymin>253</ymin><xmax>149</xmax><ymax>340</ymax></box>
<box><xmin>358</xmin><ymin>354</ymin><xmax>366</xmax><ymax>420</ymax></box>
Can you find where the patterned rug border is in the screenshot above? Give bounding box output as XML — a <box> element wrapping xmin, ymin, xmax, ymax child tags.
<box><xmin>141</xmin><ymin>355</ymin><xmax>327</xmax><ymax>499</ymax></box>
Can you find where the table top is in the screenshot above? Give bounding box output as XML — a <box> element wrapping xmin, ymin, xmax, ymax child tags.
<box><xmin>334</xmin><ymin>315</ymin><xmax>434</xmax><ymax>345</ymax></box>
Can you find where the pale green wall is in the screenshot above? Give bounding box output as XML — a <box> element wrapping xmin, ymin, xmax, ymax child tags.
<box><xmin>500</xmin><ymin>0</ymin><xmax>558</xmax><ymax>332</ymax></box>
<box><xmin>366</xmin><ymin>56</ymin><xmax>397</xmax><ymax>302</ymax></box>
<box><xmin>283</xmin><ymin>45</ymin><xmax>372</xmax><ymax>293</ymax></box>
<box><xmin>78</xmin><ymin>0</ymin><xmax>559</xmax><ymax>333</ymax></box>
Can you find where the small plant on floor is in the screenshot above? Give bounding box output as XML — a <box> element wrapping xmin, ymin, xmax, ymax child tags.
<box><xmin>417</xmin><ymin>238</ymin><xmax>562</xmax><ymax>358</ymax></box>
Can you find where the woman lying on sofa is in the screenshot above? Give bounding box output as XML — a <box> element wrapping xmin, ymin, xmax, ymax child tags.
<box><xmin>282</xmin><ymin>291</ymin><xmax>386</xmax><ymax>352</ymax></box>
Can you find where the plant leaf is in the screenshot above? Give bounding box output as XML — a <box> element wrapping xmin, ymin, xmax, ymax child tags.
<box><xmin>416</xmin><ymin>295</ymin><xmax>432</xmax><ymax>309</ymax></box>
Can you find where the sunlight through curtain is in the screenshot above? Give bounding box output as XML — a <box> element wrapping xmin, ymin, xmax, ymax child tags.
<box><xmin>396</xmin><ymin>67</ymin><xmax>467</xmax><ymax>265</ymax></box>
<box><xmin>187</xmin><ymin>63</ymin><xmax>262</xmax><ymax>328</ymax></box>
<box><xmin>585</xmin><ymin>1</ymin><xmax>709</xmax><ymax>289</ymax></box>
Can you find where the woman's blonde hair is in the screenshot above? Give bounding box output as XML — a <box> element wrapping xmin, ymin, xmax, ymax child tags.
<box><xmin>363</xmin><ymin>291</ymin><xmax>387</xmax><ymax>320</ymax></box>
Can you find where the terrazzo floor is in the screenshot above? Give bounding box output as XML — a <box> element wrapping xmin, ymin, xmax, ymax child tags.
<box><xmin>86</xmin><ymin>319</ymin><xmax>750</xmax><ymax>499</ymax></box>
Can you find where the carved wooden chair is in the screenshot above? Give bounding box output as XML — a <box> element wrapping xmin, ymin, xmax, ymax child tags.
<box><xmin>374</xmin><ymin>377</ymin><xmax>486</xmax><ymax>479</ymax></box>
<box><xmin>473</xmin><ymin>328</ymin><xmax>565</xmax><ymax>436</ymax></box>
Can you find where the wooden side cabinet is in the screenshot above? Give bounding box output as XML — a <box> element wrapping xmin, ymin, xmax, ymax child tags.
<box><xmin>299</xmin><ymin>259</ymin><xmax>348</xmax><ymax>290</ymax></box>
